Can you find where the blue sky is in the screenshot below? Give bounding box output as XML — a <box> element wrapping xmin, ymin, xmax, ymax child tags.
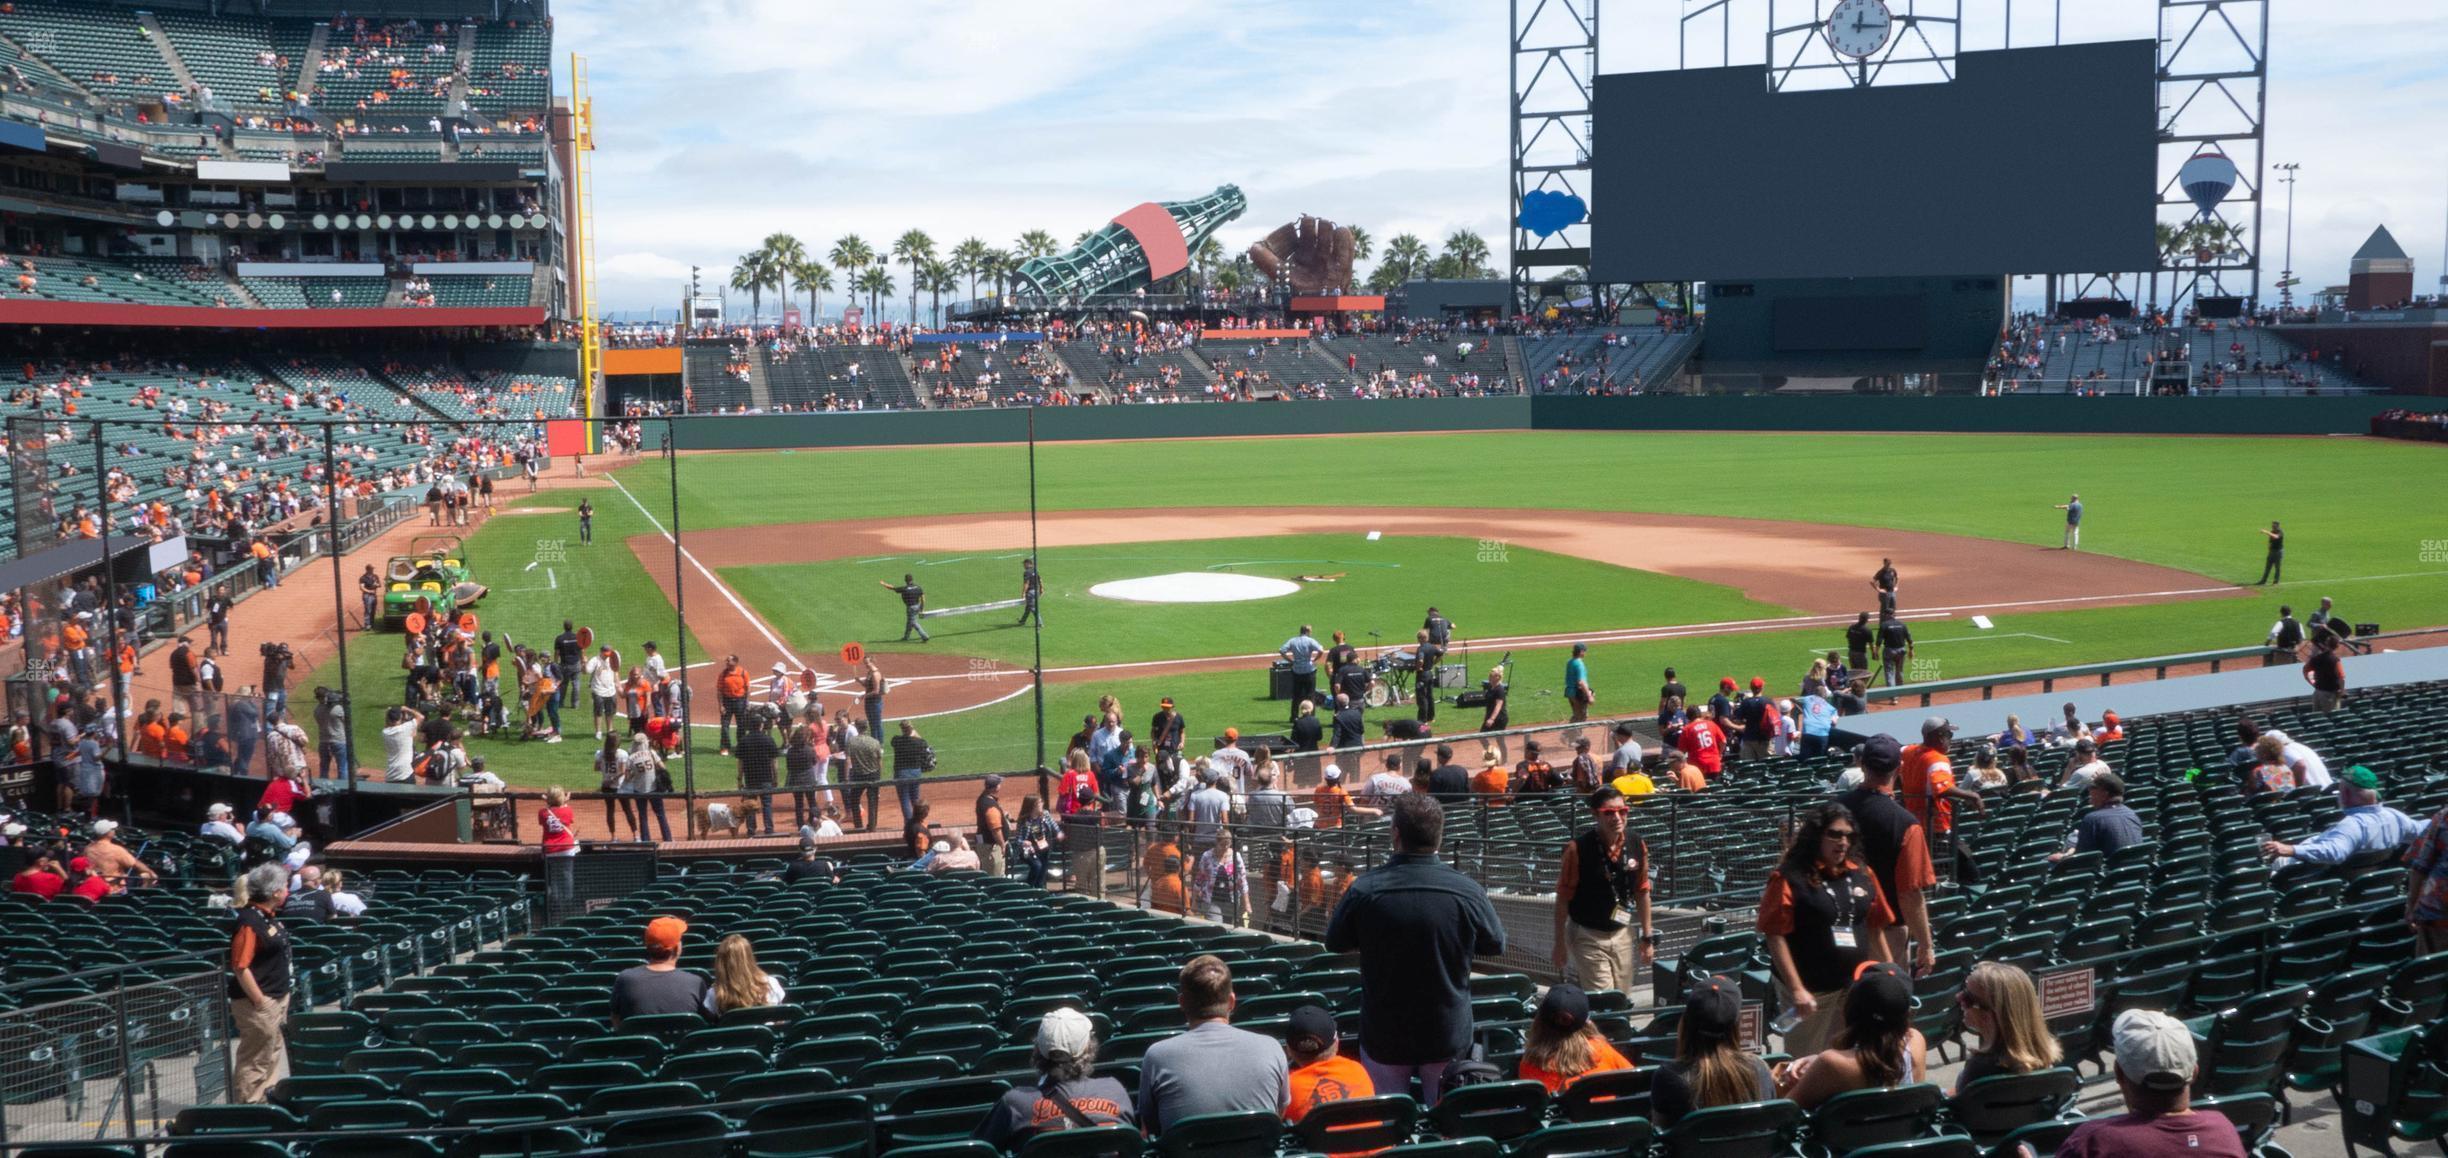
<box><xmin>553</xmin><ymin>0</ymin><xmax>2448</xmax><ymax>320</ymax></box>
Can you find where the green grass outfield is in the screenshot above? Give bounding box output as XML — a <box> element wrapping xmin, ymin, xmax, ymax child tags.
<box><xmin>719</xmin><ymin>534</ymin><xmax>1786</xmax><ymax>668</ymax></box>
<box><xmin>305</xmin><ymin>431</ymin><xmax>2448</xmax><ymax>787</ymax></box>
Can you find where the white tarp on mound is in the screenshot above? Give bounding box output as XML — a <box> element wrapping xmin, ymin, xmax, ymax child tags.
<box><xmin>1090</xmin><ymin>572</ymin><xmax>1301</xmax><ymax>604</ymax></box>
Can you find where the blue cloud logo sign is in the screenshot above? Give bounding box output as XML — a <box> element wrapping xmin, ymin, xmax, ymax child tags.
<box><xmin>1517</xmin><ymin>190</ymin><xmax>1587</xmax><ymax>238</ymax></box>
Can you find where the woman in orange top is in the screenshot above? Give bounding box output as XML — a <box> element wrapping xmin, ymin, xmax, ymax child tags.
<box><xmin>1517</xmin><ymin>984</ymin><xmax>1634</xmax><ymax>1094</ymax></box>
<box><xmin>1141</xmin><ymin>825</ymin><xmax>1186</xmax><ymax>915</ymax></box>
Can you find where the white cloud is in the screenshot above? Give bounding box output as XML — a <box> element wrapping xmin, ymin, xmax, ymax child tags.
<box><xmin>559</xmin><ymin>0</ymin><xmax>2448</xmax><ymax>317</ymax></box>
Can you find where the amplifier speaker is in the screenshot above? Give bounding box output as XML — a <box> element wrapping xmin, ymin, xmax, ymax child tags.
<box><xmin>1269</xmin><ymin>663</ymin><xmax>1294</xmax><ymax>701</ymax></box>
<box><xmin>1434</xmin><ymin>663</ymin><xmax>1467</xmax><ymax>689</ymax></box>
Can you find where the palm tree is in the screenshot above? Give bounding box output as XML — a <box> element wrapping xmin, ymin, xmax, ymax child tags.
<box><xmin>1192</xmin><ymin>236</ymin><xmax>1225</xmax><ymax>286</ymax></box>
<box><xmin>728</xmin><ymin>250</ymin><xmax>778</xmax><ymax>325</ymax></box>
<box><xmin>853</xmin><ymin>264</ymin><xmax>895</xmax><ymax>322</ymax></box>
<box><xmin>1015</xmin><ymin>230</ymin><xmax>1058</xmax><ymax>260</ymax></box>
<box><xmin>1348</xmin><ymin>226</ymin><xmax>1373</xmax><ymax>266</ymax></box>
<box><xmin>919</xmin><ymin>257</ymin><xmax>957</xmax><ymax>328</ymax></box>
<box><xmin>950</xmin><ymin>237</ymin><xmax>992</xmax><ymax>302</ymax></box>
<box><xmin>1441</xmin><ymin>229</ymin><xmax>1491</xmax><ymax>278</ymax></box>
<box><xmin>828</xmin><ymin>234</ymin><xmax>874</xmax><ymax>286</ymax></box>
<box><xmin>762</xmin><ymin>232</ymin><xmax>806</xmax><ymax>277</ymax></box>
<box><xmin>1382</xmin><ymin>232</ymin><xmax>1432</xmax><ymax>283</ymax></box>
<box><xmin>983</xmin><ymin>249</ymin><xmax>1016</xmax><ymax>298</ymax></box>
<box><xmin>789</xmin><ymin>257</ymin><xmax>832</xmax><ymax>326</ymax></box>
<box><xmin>891</xmin><ymin>229</ymin><xmax>935</xmax><ymax>327</ymax></box>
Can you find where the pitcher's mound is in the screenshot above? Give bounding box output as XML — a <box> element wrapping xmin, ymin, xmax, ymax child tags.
<box><xmin>1090</xmin><ymin>572</ymin><xmax>1301</xmax><ymax>604</ymax></box>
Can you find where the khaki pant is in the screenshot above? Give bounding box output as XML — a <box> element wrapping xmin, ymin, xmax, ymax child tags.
<box><xmin>978</xmin><ymin>842</ymin><xmax>1006</xmax><ymax>878</ymax></box>
<box><xmin>1568</xmin><ymin>922</ymin><xmax>1639</xmax><ymax>995</ymax></box>
<box><xmin>232</xmin><ymin>996</ymin><xmax>288</xmax><ymax>1104</ymax></box>
<box><xmin>2313</xmin><ymin>690</ymin><xmax>2343</xmax><ymax>712</ymax></box>
<box><xmin>1775</xmin><ymin>979</ymin><xmax>1846</xmax><ymax>1057</ymax></box>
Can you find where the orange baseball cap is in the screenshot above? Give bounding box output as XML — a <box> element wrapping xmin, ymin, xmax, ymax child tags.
<box><xmin>644</xmin><ymin>916</ymin><xmax>687</xmax><ymax>951</ymax></box>
<box><xmin>1224</xmin><ymin>727</ymin><xmax>1239</xmax><ymax>741</ymax></box>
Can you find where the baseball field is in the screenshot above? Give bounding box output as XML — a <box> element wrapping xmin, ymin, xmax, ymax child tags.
<box><xmin>307</xmin><ymin>429</ymin><xmax>2448</xmax><ymax>788</ymax></box>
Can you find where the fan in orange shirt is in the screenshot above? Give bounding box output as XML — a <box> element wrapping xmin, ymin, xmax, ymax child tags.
<box><xmin>1517</xmin><ymin>984</ymin><xmax>1635</xmax><ymax>1094</ymax></box>
<box><xmin>1285</xmin><ymin>1004</ymin><xmax>1374</xmax><ymax>1127</ymax></box>
<box><xmin>1142</xmin><ymin>829</ymin><xmax>1187</xmax><ymax>915</ymax></box>
<box><xmin>1470</xmin><ymin>749</ymin><xmax>1511</xmax><ymax>803</ymax></box>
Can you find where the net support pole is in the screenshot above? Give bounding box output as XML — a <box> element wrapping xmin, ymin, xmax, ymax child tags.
<box><xmin>324</xmin><ymin>425</ymin><xmax>356</xmax><ymax>798</ymax></box>
<box><xmin>1029</xmin><ymin>407</ymin><xmax>1047</xmax><ymax>796</ymax></box>
<box><xmin>94</xmin><ymin>424</ymin><xmax>126</xmax><ymax>769</ymax></box>
<box><xmin>667</xmin><ymin>417</ymin><xmax>696</xmax><ymax>837</ymax></box>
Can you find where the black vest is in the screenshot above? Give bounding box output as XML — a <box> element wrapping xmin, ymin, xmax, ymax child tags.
<box><xmin>1567</xmin><ymin>829</ymin><xmax>1649</xmax><ymax>933</ymax></box>
<box><xmin>1781</xmin><ymin>863</ymin><xmax>1883</xmax><ymax>994</ymax></box>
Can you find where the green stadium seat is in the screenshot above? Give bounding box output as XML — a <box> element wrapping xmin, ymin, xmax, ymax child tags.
<box><xmin>1655</xmin><ymin>1099</ymin><xmax>1804</xmax><ymax>1158</ymax></box>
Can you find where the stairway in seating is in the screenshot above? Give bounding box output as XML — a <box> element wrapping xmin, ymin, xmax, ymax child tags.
<box><xmin>296</xmin><ymin>23</ymin><xmax>329</xmax><ymax>92</ymax></box>
<box><xmin>745</xmin><ymin>350</ymin><xmax>776</xmax><ymax>410</ymax></box>
<box><xmin>134</xmin><ymin>14</ymin><xmax>201</xmax><ymax>98</ymax></box>
<box><xmin>1499</xmin><ymin>335</ymin><xmax>1527</xmax><ymax>389</ymax></box>
<box><xmin>445</xmin><ymin>24</ymin><xmax>475</xmax><ymax>113</ymax></box>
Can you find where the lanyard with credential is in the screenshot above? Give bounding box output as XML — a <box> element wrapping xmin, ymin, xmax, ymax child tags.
<box><xmin>1820</xmin><ymin>870</ymin><xmax>1864</xmax><ymax>951</ymax></box>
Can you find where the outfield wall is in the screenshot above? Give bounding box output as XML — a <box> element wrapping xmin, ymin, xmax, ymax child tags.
<box><xmin>669</xmin><ymin>394</ymin><xmax>2448</xmax><ymax>451</ymax></box>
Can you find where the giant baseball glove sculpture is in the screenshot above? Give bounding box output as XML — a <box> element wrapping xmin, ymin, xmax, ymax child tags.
<box><xmin>1246</xmin><ymin>215</ymin><xmax>1359</xmax><ymax>295</ymax></box>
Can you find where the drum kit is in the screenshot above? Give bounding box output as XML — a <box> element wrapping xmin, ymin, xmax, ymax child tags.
<box><xmin>1363</xmin><ymin>647</ymin><xmax>1421</xmax><ymax>708</ymax></box>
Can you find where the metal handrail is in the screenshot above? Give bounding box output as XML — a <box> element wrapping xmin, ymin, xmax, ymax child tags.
<box><xmin>1864</xmin><ymin>627</ymin><xmax>2444</xmax><ymax>707</ymax></box>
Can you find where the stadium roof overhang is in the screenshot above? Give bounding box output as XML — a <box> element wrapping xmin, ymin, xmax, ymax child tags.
<box><xmin>0</xmin><ymin>302</ymin><xmax>546</xmax><ymax>329</ymax></box>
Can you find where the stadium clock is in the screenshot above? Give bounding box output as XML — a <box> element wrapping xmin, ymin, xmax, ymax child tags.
<box><xmin>1824</xmin><ymin>0</ymin><xmax>1894</xmax><ymax>58</ymax></box>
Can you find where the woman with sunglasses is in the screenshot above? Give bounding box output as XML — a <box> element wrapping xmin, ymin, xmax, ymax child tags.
<box><xmin>1756</xmin><ymin>802</ymin><xmax>1897</xmax><ymax>1055</ymax></box>
<box><xmin>1954</xmin><ymin>961</ymin><xmax>2061</xmax><ymax>1093</ymax></box>
<box><xmin>1550</xmin><ymin>786</ymin><xmax>1655</xmax><ymax>993</ymax></box>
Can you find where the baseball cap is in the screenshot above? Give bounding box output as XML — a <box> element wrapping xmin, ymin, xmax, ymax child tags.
<box><xmin>984</xmin><ymin>774</ymin><xmax>1004</xmax><ymax>789</ymax></box>
<box><xmin>1845</xmin><ymin>968</ymin><xmax>1914</xmax><ymax>1035</ymax></box>
<box><xmin>1720</xmin><ymin>677</ymin><xmax>1737</xmax><ymax>690</ymax></box>
<box><xmin>1920</xmin><ymin>716</ymin><xmax>1954</xmax><ymax>736</ymax></box>
<box><xmin>1536</xmin><ymin>984</ymin><xmax>1592</xmax><ymax>1034</ymax></box>
<box><xmin>2</xmin><ymin>823</ymin><xmax>23</xmax><ymax>837</ymax></box>
<box><xmin>1857</xmin><ymin>734</ymin><xmax>1903</xmax><ymax>775</ymax></box>
<box><xmin>91</xmin><ymin>819</ymin><xmax>118</xmax><ymax>836</ymax></box>
<box><xmin>68</xmin><ymin>856</ymin><xmax>90</xmax><ymax>872</ymax></box>
<box><xmin>207</xmin><ymin>803</ymin><xmax>233</xmax><ymax>817</ymax></box>
<box><xmin>2111</xmin><ymin>1009</ymin><xmax>2197</xmax><ymax>1091</ymax></box>
<box><xmin>1223</xmin><ymin>727</ymin><xmax>1239</xmax><ymax>741</ymax></box>
<box><xmin>1683</xmin><ymin>975</ymin><xmax>1742</xmax><ymax>1043</ymax></box>
<box><xmin>2347</xmin><ymin>765</ymin><xmax>2381</xmax><ymax>790</ymax></box>
<box><xmin>1035</xmin><ymin>1007</ymin><xmax>1095</xmax><ymax>1062</ymax></box>
<box><xmin>1287</xmin><ymin>1004</ymin><xmax>1338</xmax><ymax>1053</ymax></box>
<box><xmin>2090</xmin><ymin>770</ymin><xmax>2126</xmax><ymax>796</ymax></box>
<box><xmin>1749</xmin><ymin>677</ymin><xmax>1765</xmax><ymax>691</ymax></box>
<box><xmin>1160</xmin><ymin>697</ymin><xmax>1174</xmax><ymax>708</ymax></box>
<box><xmin>1287</xmin><ymin>806</ymin><xmax>1318</xmax><ymax>830</ymax></box>
<box><xmin>1322</xmin><ymin>764</ymin><xmax>1342</xmax><ymax>781</ymax></box>
<box><xmin>2075</xmin><ymin>737</ymin><xmax>2098</xmax><ymax>752</ymax></box>
<box><xmin>643</xmin><ymin>916</ymin><xmax>688</xmax><ymax>952</ymax></box>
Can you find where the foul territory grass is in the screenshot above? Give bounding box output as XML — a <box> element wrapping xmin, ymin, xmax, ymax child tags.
<box><xmin>718</xmin><ymin>534</ymin><xmax>1787</xmax><ymax>668</ymax></box>
<box><xmin>298</xmin><ymin>489</ymin><xmax>707</xmax><ymax>787</ymax></box>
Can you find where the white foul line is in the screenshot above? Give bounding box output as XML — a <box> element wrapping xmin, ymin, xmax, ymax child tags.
<box><xmin>607</xmin><ymin>475</ymin><xmax>800</xmax><ymax>668</ymax></box>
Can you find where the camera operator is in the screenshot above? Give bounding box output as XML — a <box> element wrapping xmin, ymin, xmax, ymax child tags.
<box><xmin>381</xmin><ymin>706</ymin><xmax>424</xmax><ymax>783</ymax></box>
<box><xmin>311</xmin><ymin>687</ymin><xmax>349</xmax><ymax>781</ymax></box>
<box><xmin>259</xmin><ymin>642</ymin><xmax>294</xmax><ymax>721</ymax></box>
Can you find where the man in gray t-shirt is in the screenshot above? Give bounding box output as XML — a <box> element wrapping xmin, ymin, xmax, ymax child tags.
<box><xmin>1138</xmin><ymin>955</ymin><xmax>1288</xmax><ymax>1135</ymax></box>
<box><xmin>1187</xmin><ymin>768</ymin><xmax>1232</xmax><ymax>848</ymax></box>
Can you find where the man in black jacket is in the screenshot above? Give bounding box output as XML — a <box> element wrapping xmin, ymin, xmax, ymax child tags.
<box><xmin>732</xmin><ymin>709</ymin><xmax>781</xmax><ymax>836</ymax></box>
<box><xmin>1331</xmin><ymin>694</ymin><xmax>1366</xmax><ymax>751</ymax></box>
<box><xmin>1325</xmin><ymin>794</ymin><xmax>1504</xmax><ymax>1105</ymax></box>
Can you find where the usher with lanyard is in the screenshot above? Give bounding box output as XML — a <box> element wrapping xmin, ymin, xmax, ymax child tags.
<box><xmin>1785</xmin><ymin>863</ymin><xmax>1885</xmax><ymax>994</ymax></box>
